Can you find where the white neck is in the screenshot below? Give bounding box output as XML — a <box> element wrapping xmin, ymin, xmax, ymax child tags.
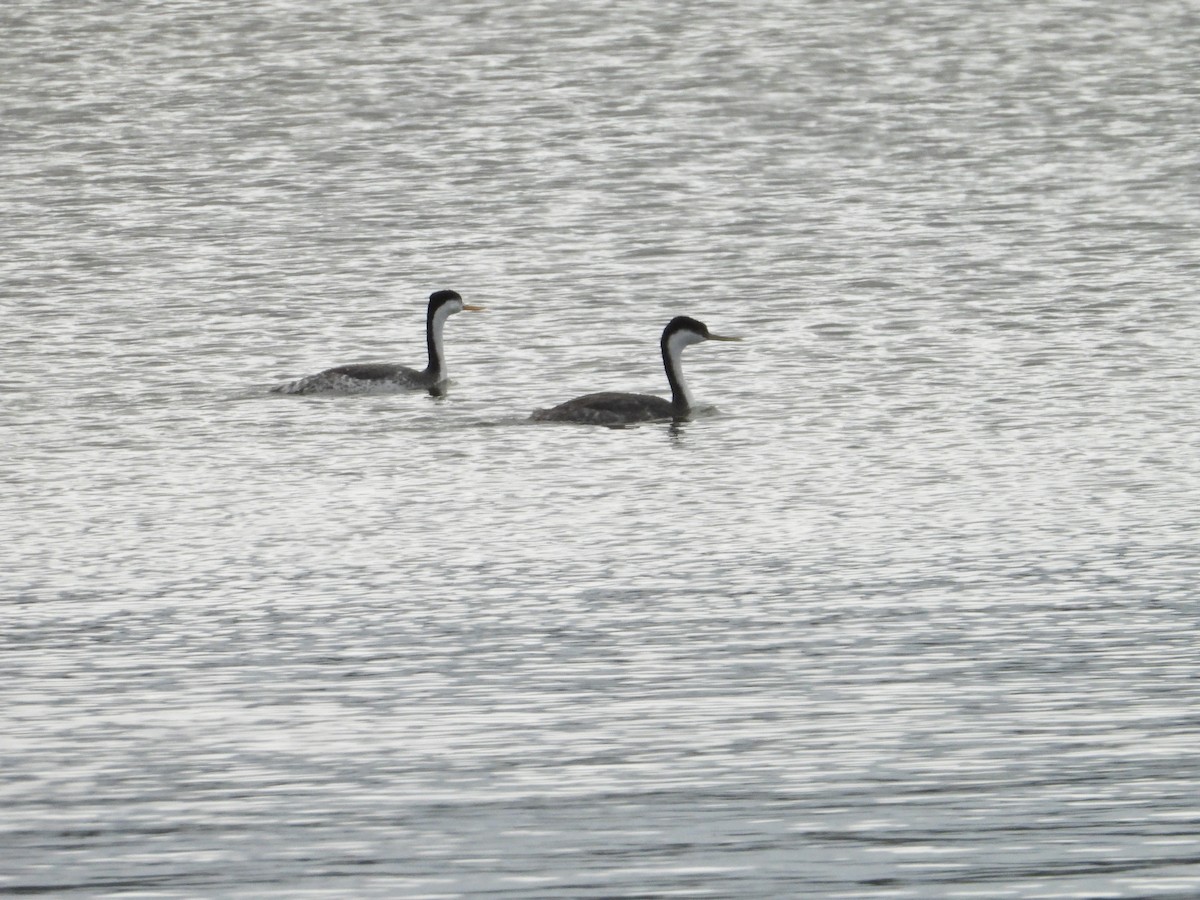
<box><xmin>426</xmin><ymin>302</ymin><xmax>456</xmax><ymax>375</ymax></box>
<box><xmin>664</xmin><ymin>328</ymin><xmax>705</xmax><ymax>409</ymax></box>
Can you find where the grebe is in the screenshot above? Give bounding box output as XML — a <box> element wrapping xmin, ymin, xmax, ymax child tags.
<box><xmin>531</xmin><ymin>316</ymin><xmax>741</xmax><ymax>426</ymax></box>
<box><xmin>272</xmin><ymin>290</ymin><xmax>484</xmax><ymax>395</ymax></box>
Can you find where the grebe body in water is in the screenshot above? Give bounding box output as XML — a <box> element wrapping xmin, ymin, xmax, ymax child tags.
<box><xmin>531</xmin><ymin>316</ymin><xmax>740</xmax><ymax>426</ymax></box>
<box><xmin>272</xmin><ymin>290</ymin><xmax>484</xmax><ymax>395</ymax></box>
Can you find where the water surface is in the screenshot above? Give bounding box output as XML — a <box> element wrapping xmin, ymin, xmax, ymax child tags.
<box><xmin>3</xmin><ymin>0</ymin><xmax>1199</xmax><ymax>896</ymax></box>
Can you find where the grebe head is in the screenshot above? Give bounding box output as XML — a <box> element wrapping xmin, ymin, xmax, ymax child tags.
<box><xmin>429</xmin><ymin>289</ymin><xmax>486</xmax><ymax>318</ymax></box>
<box><xmin>663</xmin><ymin>315</ymin><xmax>742</xmax><ymax>349</ymax></box>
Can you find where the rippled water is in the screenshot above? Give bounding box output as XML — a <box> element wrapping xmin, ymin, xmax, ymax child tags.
<box><xmin>4</xmin><ymin>0</ymin><xmax>1199</xmax><ymax>896</ymax></box>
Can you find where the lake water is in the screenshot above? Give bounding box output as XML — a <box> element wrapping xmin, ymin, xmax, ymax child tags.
<box><xmin>3</xmin><ymin>0</ymin><xmax>1199</xmax><ymax>896</ymax></box>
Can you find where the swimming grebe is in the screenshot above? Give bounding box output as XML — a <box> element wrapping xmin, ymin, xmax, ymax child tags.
<box><xmin>531</xmin><ymin>316</ymin><xmax>741</xmax><ymax>425</ymax></box>
<box><xmin>272</xmin><ymin>290</ymin><xmax>484</xmax><ymax>395</ymax></box>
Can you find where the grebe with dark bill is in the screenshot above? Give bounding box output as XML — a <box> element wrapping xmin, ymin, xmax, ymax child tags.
<box><xmin>271</xmin><ymin>290</ymin><xmax>484</xmax><ymax>395</ymax></box>
<box><xmin>531</xmin><ymin>316</ymin><xmax>741</xmax><ymax>426</ymax></box>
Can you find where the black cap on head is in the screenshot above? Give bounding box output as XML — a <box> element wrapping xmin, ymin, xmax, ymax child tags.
<box><xmin>664</xmin><ymin>315</ymin><xmax>710</xmax><ymax>338</ymax></box>
<box><xmin>429</xmin><ymin>289</ymin><xmax>462</xmax><ymax>306</ymax></box>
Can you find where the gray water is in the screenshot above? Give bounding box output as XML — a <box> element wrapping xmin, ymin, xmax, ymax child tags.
<box><xmin>3</xmin><ymin>0</ymin><xmax>1199</xmax><ymax>896</ymax></box>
